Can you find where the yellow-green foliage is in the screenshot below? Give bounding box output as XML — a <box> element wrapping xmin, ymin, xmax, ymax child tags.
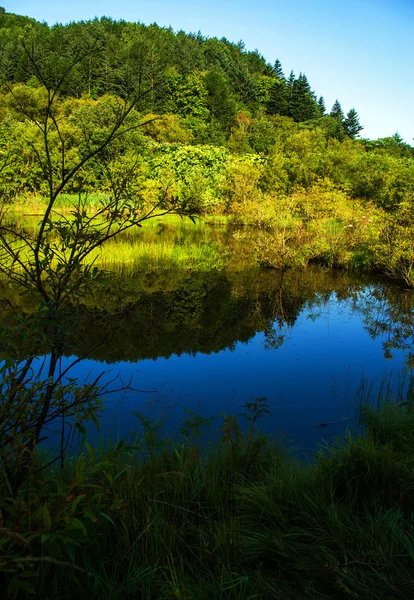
<box><xmin>261</xmin><ymin>149</ymin><xmax>290</xmax><ymax>193</ymax></box>
<box><xmin>142</xmin><ymin>113</ymin><xmax>194</xmax><ymax>144</ymax></box>
<box><xmin>224</xmin><ymin>155</ymin><xmax>265</xmax><ymax>213</ymax></box>
<box><xmin>1</xmin><ymin>84</ymin><xmax>413</xmax><ymax>285</ymax></box>
<box><xmin>230</xmin><ymin>176</ymin><xmax>414</xmax><ymax>283</ymax></box>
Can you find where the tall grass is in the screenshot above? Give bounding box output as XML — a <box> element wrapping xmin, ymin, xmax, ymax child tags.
<box><xmin>2</xmin><ymin>382</ymin><xmax>414</xmax><ymax>599</ymax></box>
<box><xmin>5</xmin><ymin>192</ymin><xmax>414</xmax><ymax>286</ymax></box>
<box><xmin>1</xmin><ymin>204</ymin><xmax>234</xmax><ymax>273</ymax></box>
<box><xmin>89</xmin><ymin>232</ymin><xmax>228</xmax><ymax>271</ymax></box>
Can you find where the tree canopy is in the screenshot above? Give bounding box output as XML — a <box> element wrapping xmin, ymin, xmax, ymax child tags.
<box><xmin>0</xmin><ymin>7</ymin><xmax>361</xmax><ymax>140</ymax></box>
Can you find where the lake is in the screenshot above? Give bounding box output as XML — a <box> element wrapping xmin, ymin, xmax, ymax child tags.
<box><xmin>24</xmin><ymin>253</ymin><xmax>412</xmax><ymax>456</ymax></box>
<box><xmin>1</xmin><ymin>219</ymin><xmax>413</xmax><ymax>454</ymax></box>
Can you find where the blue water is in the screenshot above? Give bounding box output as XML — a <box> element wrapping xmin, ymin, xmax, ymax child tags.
<box><xmin>45</xmin><ymin>286</ymin><xmax>412</xmax><ymax>456</ymax></box>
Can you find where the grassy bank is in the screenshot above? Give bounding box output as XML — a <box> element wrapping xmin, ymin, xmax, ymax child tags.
<box><xmin>2</xmin><ymin>198</ymin><xmax>232</xmax><ymax>272</ymax></box>
<box><xmin>2</xmin><ymin>389</ymin><xmax>414</xmax><ymax>599</ymax></box>
<box><xmin>4</xmin><ymin>190</ymin><xmax>414</xmax><ymax>287</ymax></box>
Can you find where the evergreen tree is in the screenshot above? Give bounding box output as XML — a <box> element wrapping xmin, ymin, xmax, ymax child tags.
<box><xmin>204</xmin><ymin>70</ymin><xmax>236</xmax><ymax>130</ymax></box>
<box><xmin>267</xmin><ymin>79</ymin><xmax>289</xmax><ymax>116</ymax></box>
<box><xmin>330</xmin><ymin>99</ymin><xmax>344</xmax><ymax>123</ymax></box>
<box><xmin>0</xmin><ymin>7</ymin><xmax>373</xmax><ymax>140</ymax></box>
<box><xmin>318</xmin><ymin>96</ymin><xmax>326</xmax><ymax>115</ymax></box>
<box><xmin>286</xmin><ymin>70</ymin><xmax>296</xmax><ymax>108</ymax></box>
<box><xmin>289</xmin><ymin>73</ymin><xmax>319</xmax><ymax>122</ymax></box>
<box><xmin>343</xmin><ymin>108</ymin><xmax>363</xmax><ymax>138</ymax></box>
<box><xmin>273</xmin><ymin>59</ymin><xmax>285</xmax><ymax>80</ymax></box>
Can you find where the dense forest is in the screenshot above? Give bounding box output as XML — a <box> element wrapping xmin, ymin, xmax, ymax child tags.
<box><xmin>1</xmin><ymin>7</ymin><xmax>413</xmax><ymax>287</ymax></box>
<box><xmin>0</xmin><ymin>6</ymin><xmax>362</xmax><ymax>137</ymax></box>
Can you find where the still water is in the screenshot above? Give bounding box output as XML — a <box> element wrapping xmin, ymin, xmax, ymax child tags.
<box><xmin>43</xmin><ymin>265</ymin><xmax>413</xmax><ymax>454</ymax></box>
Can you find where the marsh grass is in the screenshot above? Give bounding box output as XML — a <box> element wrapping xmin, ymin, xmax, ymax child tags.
<box><xmin>5</xmin><ymin>192</ymin><xmax>414</xmax><ymax>285</ymax></box>
<box><xmin>8</xmin><ymin>193</ymin><xmax>111</xmax><ymax>216</ymax></box>
<box><xmin>2</xmin><ymin>202</ymin><xmax>233</xmax><ymax>273</ymax></box>
<box><xmin>3</xmin><ymin>381</ymin><xmax>414</xmax><ymax>600</ymax></box>
<box><xmin>88</xmin><ymin>219</ymin><xmax>229</xmax><ymax>270</ymax></box>
<box><xmin>91</xmin><ymin>238</ymin><xmax>226</xmax><ymax>270</ymax></box>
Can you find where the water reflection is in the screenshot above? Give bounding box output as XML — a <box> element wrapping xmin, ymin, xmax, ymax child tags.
<box><xmin>1</xmin><ymin>265</ymin><xmax>413</xmax><ymax>452</ymax></box>
<box><xmin>58</xmin><ymin>268</ymin><xmax>414</xmax><ymax>366</ymax></box>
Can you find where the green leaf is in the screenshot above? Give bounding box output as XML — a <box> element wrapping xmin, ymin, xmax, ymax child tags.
<box><xmin>85</xmin><ymin>442</ymin><xmax>96</xmax><ymax>465</ymax></box>
<box><xmin>84</xmin><ymin>510</ymin><xmax>98</xmax><ymax>523</ymax></box>
<box><xmin>70</xmin><ymin>493</ymin><xmax>86</xmax><ymax>514</ymax></box>
<box><xmin>42</xmin><ymin>504</ymin><xmax>52</xmax><ymax>532</ymax></box>
<box><xmin>75</xmin><ymin>455</ymin><xmax>86</xmax><ymax>480</ymax></box>
<box><xmin>71</xmin><ymin>517</ymin><xmax>87</xmax><ymax>536</ymax></box>
<box><xmin>64</xmin><ymin>543</ymin><xmax>76</xmax><ymax>563</ymax></box>
<box><xmin>99</xmin><ymin>512</ymin><xmax>115</xmax><ymax>526</ymax></box>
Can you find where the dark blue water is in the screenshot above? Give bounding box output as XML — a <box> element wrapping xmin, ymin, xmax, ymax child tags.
<box><xmin>41</xmin><ymin>271</ymin><xmax>413</xmax><ymax>455</ymax></box>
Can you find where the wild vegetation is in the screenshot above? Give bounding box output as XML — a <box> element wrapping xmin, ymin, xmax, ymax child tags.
<box><xmin>0</xmin><ymin>7</ymin><xmax>413</xmax><ymax>286</ymax></box>
<box><xmin>0</xmin><ymin>7</ymin><xmax>414</xmax><ymax>599</ymax></box>
<box><xmin>2</xmin><ymin>389</ymin><xmax>414</xmax><ymax>600</ymax></box>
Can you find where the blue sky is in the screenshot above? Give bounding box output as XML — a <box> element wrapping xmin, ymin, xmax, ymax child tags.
<box><xmin>3</xmin><ymin>0</ymin><xmax>413</xmax><ymax>142</ymax></box>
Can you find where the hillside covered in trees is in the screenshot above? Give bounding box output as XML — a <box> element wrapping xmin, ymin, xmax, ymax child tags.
<box><xmin>0</xmin><ymin>6</ymin><xmax>413</xmax><ymax>287</ymax></box>
<box><xmin>0</xmin><ymin>6</ymin><xmax>364</xmax><ymax>140</ymax></box>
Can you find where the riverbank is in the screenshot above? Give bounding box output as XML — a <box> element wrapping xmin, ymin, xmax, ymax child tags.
<box><xmin>1</xmin><ymin>390</ymin><xmax>414</xmax><ymax>600</ymax></box>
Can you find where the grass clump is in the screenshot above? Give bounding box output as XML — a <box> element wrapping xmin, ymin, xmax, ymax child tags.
<box><xmin>2</xmin><ymin>395</ymin><xmax>414</xmax><ymax>599</ymax></box>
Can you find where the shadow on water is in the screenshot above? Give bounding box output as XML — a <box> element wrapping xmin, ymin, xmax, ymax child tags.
<box><xmin>1</xmin><ymin>261</ymin><xmax>413</xmax><ymax>454</ymax></box>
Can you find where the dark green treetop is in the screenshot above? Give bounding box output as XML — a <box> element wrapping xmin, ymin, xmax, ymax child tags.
<box><xmin>273</xmin><ymin>59</ymin><xmax>285</xmax><ymax>79</ymax></box>
<box><xmin>289</xmin><ymin>73</ymin><xmax>319</xmax><ymax>122</ymax></box>
<box><xmin>267</xmin><ymin>79</ymin><xmax>290</xmax><ymax>116</ymax></box>
<box><xmin>343</xmin><ymin>108</ymin><xmax>363</xmax><ymax>138</ymax></box>
<box><xmin>330</xmin><ymin>99</ymin><xmax>345</xmax><ymax>123</ymax></box>
<box><xmin>287</xmin><ymin>70</ymin><xmax>295</xmax><ymax>87</ymax></box>
<box><xmin>318</xmin><ymin>96</ymin><xmax>326</xmax><ymax>115</ymax></box>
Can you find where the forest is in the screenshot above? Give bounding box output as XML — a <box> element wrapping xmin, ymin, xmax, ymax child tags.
<box><xmin>1</xmin><ymin>7</ymin><xmax>414</xmax><ymax>600</ymax></box>
<box><xmin>0</xmin><ymin>6</ymin><xmax>413</xmax><ymax>286</ymax></box>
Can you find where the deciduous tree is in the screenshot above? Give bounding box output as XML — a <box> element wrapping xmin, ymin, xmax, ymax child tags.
<box><xmin>0</xmin><ymin>35</ymin><xmax>197</xmax><ymax>493</ymax></box>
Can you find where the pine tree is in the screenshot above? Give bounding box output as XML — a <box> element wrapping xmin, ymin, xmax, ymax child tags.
<box><xmin>318</xmin><ymin>96</ymin><xmax>326</xmax><ymax>115</ymax></box>
<box><xmin>330</xmin><ymin>99</ymin><xmax>344</xmax><ymax>123</ymax></box>
<box><xmin>273</xmin><ymin>59</ymin><xmax>285</xmax><ymax>79</ymax></box>
<box><xmin>204</xmin><ymin>70</ymin><xmax>236</xmax><ymax>130</ymax></box>
<box><xmin>267</xmin><ymin>79</ymin><xmax>289</xmax><ymax>116</ymax></box>
<box><xmin>286</xmin><ymin>70</ymin><xmax>295</xmax><ymax>107</ymax></box>
<box><xmin>289</xmin><ymin>73</ymin><xmax>319</xmax><ymax>122</ymax></box>
<box><xmin>343</xmin><ymin>108</ymin><xmax>363</xmax><ymax>138</ymax></box>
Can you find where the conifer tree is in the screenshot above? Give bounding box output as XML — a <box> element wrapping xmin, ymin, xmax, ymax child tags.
<box><xmin>287</xmin><ymin>70</ymin><xmax>295</xmax><ymax>88</ymax></box>
<box><xmin>273</xmin><ymin>59</ymin><xmax>285</xmax><ymax>79</ymax></box>
<box><xmin>267</xmin><ymin>79</ymin><xmax>289</xmax><ymax>116</ymax></box>
<box><xmin>318</xmin><ymin>96</ymin><xmax>326</xmax><ymax>115</ymax></box>
<box><xmin>204</xmin><ymin>70</ymin><xmax>236</xmax><ymax>130</ymax></box>
<box><xmin>289</xmin><ymin>73</ymin><xmax>319</xmax><ymax>122</ymax></box>
<box><xmin>330</xmin><ymin>99</ymin><xmax>344</xmax><ymax>123</ymax></box>
<box><xmin>286</xmin><ymin>70</ymin><xmax>296</xmax><ymax>108</ymax></box>
<box><xmin>343</xmin><ymin>108</ymin><xmax>363</xmax><ymax>138</ymax></box>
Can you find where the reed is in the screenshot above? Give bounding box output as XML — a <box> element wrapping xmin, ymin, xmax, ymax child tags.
<box><xmin>90</xmin><ymin>238</ymin><xmax>227</xmax><ymax>271</ymax></box>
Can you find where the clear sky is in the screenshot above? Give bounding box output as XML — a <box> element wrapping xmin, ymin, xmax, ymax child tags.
<box><xmin>3</xmin><ymin>0</ymin><xmax>414</xmax><ymax>142</ymax></box>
